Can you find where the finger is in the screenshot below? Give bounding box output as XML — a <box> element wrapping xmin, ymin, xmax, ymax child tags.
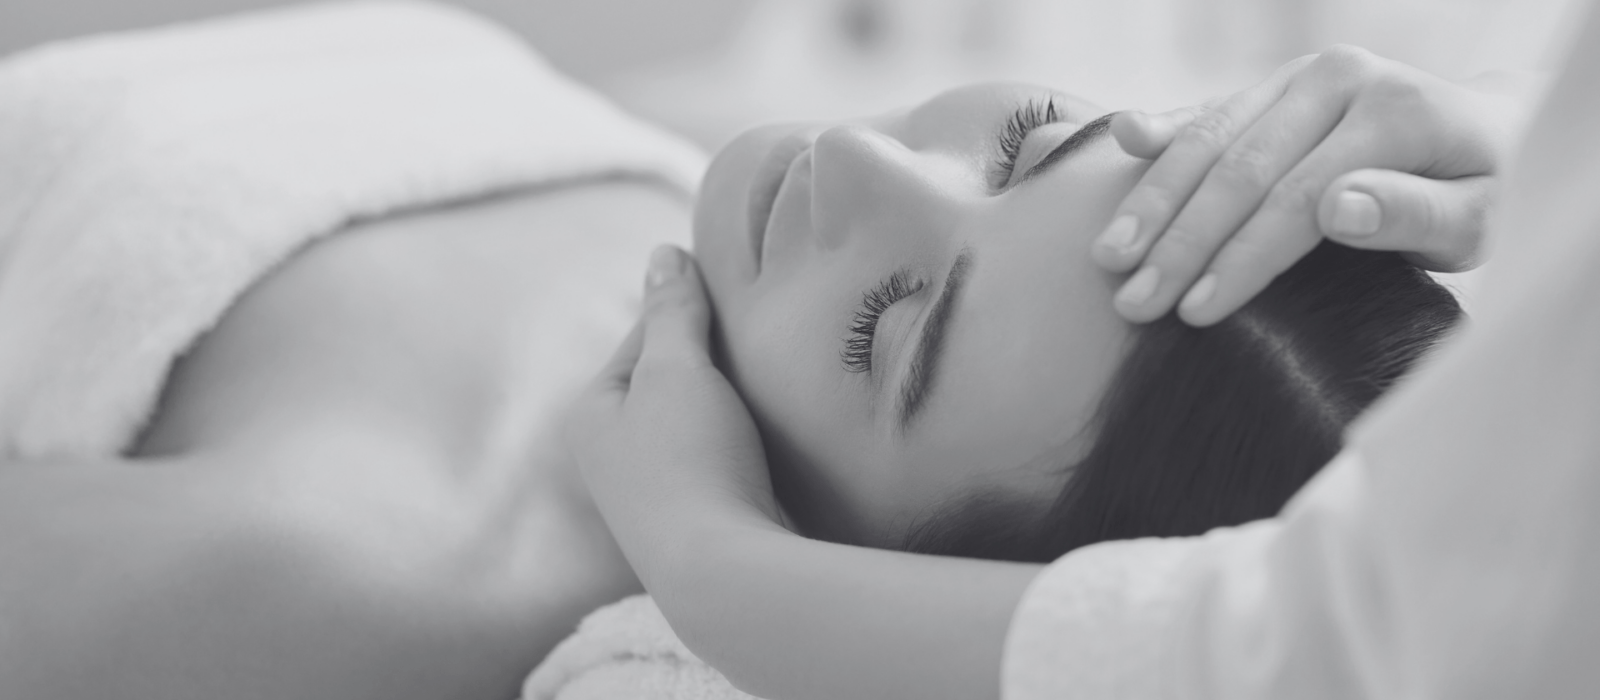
<box><xmin>1110</xmin><ymin>106</ymin><xmax>1203</xmax><ymax>159</ymax></box>
<box><xmin>597</xmin><ymin>321</ymin><xmax>646</xmax><ymax>390</ymax></box>
<box><xmin>635</xmin><ymin>245</ymin><xmax>715</xmax><ymax>373</ymax></box>
<box><xmin>1319</xmin><ymin>169</ymin><xmax>1490</xmax><ymax>272</ymax></box>
<box><xmin>1114</xmin><ymin>77</ymin><xmax>1346</xmax><ymax>323</ymax></box>
<box><xmin>1113</xmin><ymin>94</ymin><xmax>1248</xmax><ymax>160</ymax></box>
<box><xmin>1171</xmin><ymin>119</ymin><xmax>1397</xmax><ymax>326</ymax></box>
<box><xmin>1174</xmin><ymin>224</ymin><xmax>1321</xmax><ymax>328</ymax></box>
<box><xmin>567</xmin><ymin>321</ymin><xmax>644</xmax><ymax>446</ymax></box>
<box><xmin>1092</xmin><ymin>54</ymin><xmax>1317</xmax><ymax>275</ymax></box>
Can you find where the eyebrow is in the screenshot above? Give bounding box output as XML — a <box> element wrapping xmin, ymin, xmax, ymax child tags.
<box><xmin>1016</xmin><ymin>110</ymin><xmax>1119</xmax><ymax>186</ymax></box>
<box><xmin>896</xmin><ymin>250</ymin><xmax>974</xmax><ymax>433</ymax></box>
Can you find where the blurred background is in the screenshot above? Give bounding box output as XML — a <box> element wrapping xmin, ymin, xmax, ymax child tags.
<box><xmin>0</xmin><ymin>0</ymin><xmax>1583</xmax><ymax>149</ymax></box>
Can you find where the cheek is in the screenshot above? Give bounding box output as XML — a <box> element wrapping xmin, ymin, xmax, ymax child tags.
<box><xmin>723</xmin><ymin>280</ymin><xmax>862</xmax><ymax>459</ymax></box>
<box><xmin>908</xmin><ymin>283</ymin><xmax>1116</xmax><ymax>494</ymax></box>
<box><xmin>880</xmin><ymin>183</ymin><xmax>1135</xmax><ymax>512</ymax></box>
<box><xmin>721</xmin><ymin>250</ymin><xmax>867</xmax><ymax>417</ymax></box>
<box><xmin>728</xmin><ymin>306</ymin><xmax>816</xmax><ymax>405</ymax></box>
<box><xmin>880</xmin><ymin>298</ymin><xmax>1126</xmax><ymax>536</ymax></box>
<box><xmin>719</xmin><ymin>277</ymin><xmax>909</xmax><ymax>541</ymax></box>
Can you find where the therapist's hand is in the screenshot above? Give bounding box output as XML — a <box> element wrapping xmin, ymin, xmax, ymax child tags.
<box><xmin>1096</xmin><ymin>46</ymin><xmax>1525</xmax><ymax>326</ymax></box>
<box><xmin>566</xmin><ymin>245</ymin><xmax>782</xmax><ymax>583</ymax></box>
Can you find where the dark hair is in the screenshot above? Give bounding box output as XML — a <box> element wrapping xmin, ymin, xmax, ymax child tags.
<box><xmin>902</xmin><ymin>242</ymin><xmax>1463</xmax><ymax>562</ymax></box>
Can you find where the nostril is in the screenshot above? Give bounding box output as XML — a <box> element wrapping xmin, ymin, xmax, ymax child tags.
<box><xmin>810</xmin><ymin>124</ymin><xmax>918</xmax><ymax>252</ymax></box>
<box><xmin>812</xmin><ymin>124</ymin><xmax>909</xmax><ymax>180</ymax></box>
<box><xmin>811</xmin><ymin>124</ymin><xmax>901</xmax><ymax>192</ymax></box>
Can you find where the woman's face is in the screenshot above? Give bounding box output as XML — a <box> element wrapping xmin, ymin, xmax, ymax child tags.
<box><xmin>693</xmin><ymin>83</ymin><xmax>1150</xmax><ymax>546</ymax></box>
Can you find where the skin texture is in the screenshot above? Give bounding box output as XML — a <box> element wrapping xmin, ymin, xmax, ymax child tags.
<box><xmin>1</xmin><ymin>181</ymin><xmax>683</xmax><ymax>700</ymax></box>
<box><xmin>0</xmin><ymin>48</ymin><xmax>1522</xmax><ymax>700</ymax></box>
<box><xmin>692</xmin><ymin>83</ymin><xmax>1146</xmax><ymax>546</ymax></box>
<box><xmin>1092</xmin><ymin>46</ymin><xmax>1526</xmax><ymax>326</ymax></box>
<box><xmin>569</xmin><ymin>249</ymin><xmax>1044</xmax><ymax>700</ymax></box>
<box><xmin>689</xmin><ymin>59</ymin><xmax>1523</xmax><ymax>547</ymax></box>
<box><xmin>571</xmin><ymin>53</ymin><xmax>1524</xmax><ymax>700</ymax></box>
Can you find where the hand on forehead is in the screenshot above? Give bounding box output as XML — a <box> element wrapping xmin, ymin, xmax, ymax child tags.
<box><xmin>1091</xmin><ymin>46</ymin><xmax>1509</xmax><ymax>326</ymax></box>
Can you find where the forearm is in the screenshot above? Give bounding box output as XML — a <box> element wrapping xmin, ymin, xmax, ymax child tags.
<box><xmin>0</xmin><ymin>454</ymin><xmax>541</xmax><ymax>700</ymax></box>
<box><xmin>647</xmin><ymin>511</ymin><xmax>1041</xmax><ymax>700</ymax></box>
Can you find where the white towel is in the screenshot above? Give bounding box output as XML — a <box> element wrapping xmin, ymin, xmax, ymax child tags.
<box><xmin>0</xmin><ymin>0</ymin><xmax>706</xmax><ymax>460</ymax></box>
<box><xmin>524</xmin><ymin>595</ymin><xmax>757</xmax><ymax>700</ymax></box>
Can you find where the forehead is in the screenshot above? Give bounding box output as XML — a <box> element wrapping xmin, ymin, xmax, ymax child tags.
<box><xmin>881</xmin><ymin>135</ymin><xmax>1137</xmax><ymax>522</ymax></box>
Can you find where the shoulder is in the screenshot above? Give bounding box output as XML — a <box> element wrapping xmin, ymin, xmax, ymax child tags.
<box><xmin>137</xmin><ymin>178</ymin><xmax>690</xmax><ymax>458</ymax></box>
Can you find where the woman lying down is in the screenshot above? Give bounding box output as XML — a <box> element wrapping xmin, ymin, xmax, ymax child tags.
<box><xmin>570</xmin><ymin>20</ymin><xmax>1600</xmax><ymax>700</ymax></box>
<box><xmin>0</xmin><ymin>1</ymin><xmax>1537</xmax><ymax>699</ymax></box>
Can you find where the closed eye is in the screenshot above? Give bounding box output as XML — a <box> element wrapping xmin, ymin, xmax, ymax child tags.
<box><xmin>990</xmin><ymin>97</ymin><xmax>1066</xmax><ymax>190</ymax></box>
<box><xmin>1013</xmin><ymin>111</ymin><xmax>1118</xmax><ymax>186</ymax></box>
<box><xmin>842</xmin><ymin>270</ymin><xmax>923</xmax><ymax>374</ymax></box>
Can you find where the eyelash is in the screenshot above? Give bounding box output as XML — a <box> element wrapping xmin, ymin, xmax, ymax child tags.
<box><xmin>838</xmin><ymin>100</ymin><xmax>1055</xmax><ymax>374</ymax></box>
<box><xmin>990</xmin><ymin>97</ymin><xmax>1064</xmax><ymax>189</ymax></box>
<box><xmin>842</xmin><ymin>270</ymin><xmax>924</xmax><ymax>374</ymax></box>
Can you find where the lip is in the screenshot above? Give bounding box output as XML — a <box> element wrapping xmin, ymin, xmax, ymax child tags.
<box><xmin>747</xmin><ymin>128</ymin><xmax>820</xmax><ymax>272</ymax></box>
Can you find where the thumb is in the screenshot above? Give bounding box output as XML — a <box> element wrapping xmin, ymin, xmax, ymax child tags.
<box><xmin>1318</xmin><ymin>169</ymin><xmax>1491</xmax><ymax>273</ymax></box>
<box><xmin>637</xmin><ymin>244</ymin><xmax>715</xmax><ymax>372</ymax></box>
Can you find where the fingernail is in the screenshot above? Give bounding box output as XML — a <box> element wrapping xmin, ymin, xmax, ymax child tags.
<box><xmin>1097</xmin><ymin>214</ymin><xmax>1140</xmax><ymax>254</ymax></box>
<box><xmin>1117</xmin><ymin>266</ymin><xmax>1161</xmax><ymax>307</ymax></box>
<box><xmin>1330</xmin><ymin>190</ymin><xmax>1381</xmax><ymax>237</ymax></box>
<box><xmin>1180</xmin><ymin>272</ymin><xmax>1217</xmax><ymax>312</ymax></box>
<box><xmin>646</xmin><ymin>245</ymin><xmax>683</xmax><ymax>288</ymax></box>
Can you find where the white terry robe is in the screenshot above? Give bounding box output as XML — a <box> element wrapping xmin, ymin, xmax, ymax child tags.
<box><xmin>0</xmin><ymin>0</ymin><xmax>706</xmax><ymax>461</ymax></box>
<box><xmin>1004</xmin><ymin>2</ymin><xmax>1600</xmax><ymax>697</ymax></box>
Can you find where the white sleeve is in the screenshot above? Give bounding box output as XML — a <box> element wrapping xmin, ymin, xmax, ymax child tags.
<box><xmin>1005</xmin><ymin>2</ymin><xmax>1600</xmax><ymax>697</ymax></box>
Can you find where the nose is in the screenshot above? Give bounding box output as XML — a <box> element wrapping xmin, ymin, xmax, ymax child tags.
<box><xmin>810</xmin><ymin>124</ymin><xmax>936</xmax><ymax>250</ymax></box>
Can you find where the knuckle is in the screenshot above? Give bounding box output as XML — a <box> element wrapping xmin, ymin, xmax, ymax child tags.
<box><xmin>1309</xmin><ymin>44</ymin><xmax>1378</xmax><ymax>87</ymax></box>
<box><xmin>1213</xmin><ymin>144</ymin><xmax>1279</xmax><ymax>190</ymax></box>
<box><xmin>1153</xmin><ymin>224</ymin><xmax>1216</xmax><ymax>260</ymax></box>
<box><xmin>1361</xmin><ymin>72</ymin><xmax>1429</xmax><ymax>110</ymax></box>
<box><xmin>1180</xmin><ymin>108</ymin><xmax>1238</xmax><ymax>151</ymax></box>
<box><xmin>1319</xmin><ymin>43</ymin><xmax>1375</xmax><ymax>67</ymax></box>
<box><xmin>1128</xmin><ymin>184</ymin><xmax>1180</xmax><ymax>221</ymax></box>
